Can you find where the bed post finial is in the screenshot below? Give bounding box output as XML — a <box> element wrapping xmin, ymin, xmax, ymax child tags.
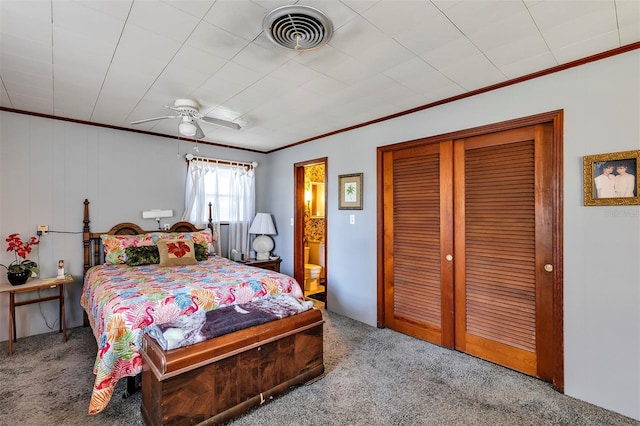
<box><xmin>83</xmin><ymin>199</ymin><xmax>90</xmax><ymax>232</ymax></box>
<box><xmin>83</xmin><ymin>199</ymin><xmax>91</xmax><ymax>275</ymax></box>
<box><xmin>207</xmin><ymin>202</ymin><xmax>217</xmax><ymax>249</ymax></box>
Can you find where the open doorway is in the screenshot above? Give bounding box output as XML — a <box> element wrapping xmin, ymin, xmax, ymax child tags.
<box><xmin>294</xmin><ymin>158</ymin><xmax>328</xmax><ymax>307</ymax></box>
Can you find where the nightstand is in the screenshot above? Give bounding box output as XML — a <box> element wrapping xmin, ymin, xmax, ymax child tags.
<box><xmin>0</xmin><ymin>274</ymin><xmax>75</xmax><ymax>355</ymax></box>
<box><xmin>242</xmin><ymin>258</ymin><xmax>282</xmax><ymax>272</ymax></box>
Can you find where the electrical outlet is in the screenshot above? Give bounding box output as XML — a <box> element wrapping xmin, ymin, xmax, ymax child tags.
<box><xmin>37</xmin><ymin>225</ymin><xmax>49</xmax><ymax>235</ymax></box>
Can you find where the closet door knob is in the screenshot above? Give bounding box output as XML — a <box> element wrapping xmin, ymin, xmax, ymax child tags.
<box><xmin>544</xmin><ymin>264</ymin><xmax>553</xmax><ymax>272</ymax></box>
<box><xmin>446</xmin><ymin>254</ymin><xmax>453</xmax><ymax>261</ymax></box>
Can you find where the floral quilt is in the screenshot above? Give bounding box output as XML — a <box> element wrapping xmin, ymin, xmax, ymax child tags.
<box><xmin>80</xmin><ymin>256</ymin><xmax>303</xmax><ymax>415</ymax></box>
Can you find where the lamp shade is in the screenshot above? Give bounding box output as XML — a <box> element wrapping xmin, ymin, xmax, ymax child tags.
<box><xmin>249</xmin><ymin>213</ymin><xmax>276</xmax><ymax>260</ymax></box>
<box><xmin>248</xmin><ymin>213</ymin><xmax>276</xmax><ymax>235</ymax></box>
<box><xmin>179</xmin><ymin>117</ymin><xmax>197</xmax><ymax>136</ymax></box>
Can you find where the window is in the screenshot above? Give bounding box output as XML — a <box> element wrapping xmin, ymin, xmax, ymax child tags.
<box><xmin>183</xmin><ymin>158</ymin><xmax>256</xmax><ymax>257</ymax></box>
<box><xmin>204</xmin><ymin>166</ymin><xmax>249</xmax><ymax>222</ymax></box>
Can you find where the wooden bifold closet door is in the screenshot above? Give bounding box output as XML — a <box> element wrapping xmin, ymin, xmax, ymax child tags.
<box><xmin>382</xmin><ymin>141</ymin><xmax>454</xmax><ymax>346</ymax></box>
<box><xmin>382</xmin><ymin>122</ymin><xmax>556</xmax><ymax>382</ymax></box>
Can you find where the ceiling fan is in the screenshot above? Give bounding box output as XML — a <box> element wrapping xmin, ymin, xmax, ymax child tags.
<box><xmin>131</xmin><ymin>99</ymin><xmax>241</xmax><ymax>139</ymax></box>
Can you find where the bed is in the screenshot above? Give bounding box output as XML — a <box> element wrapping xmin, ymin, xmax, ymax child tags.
<box><xmin>80</xmin><ymin>199</ymin><xmax>324</xmax><ymax>420</ymax></box>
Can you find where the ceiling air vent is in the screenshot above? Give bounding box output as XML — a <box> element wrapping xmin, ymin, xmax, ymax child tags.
<box><xmin>263</xmin><ymin>5</ymin><xmax>333</xmax><ymax>51</ymax></box>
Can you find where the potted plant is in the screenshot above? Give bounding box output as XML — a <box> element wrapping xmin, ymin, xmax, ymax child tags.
<box><xmin>1</xmin><ymin>233</ymin><xmax>40</xmax><ymax>285</ymax></box>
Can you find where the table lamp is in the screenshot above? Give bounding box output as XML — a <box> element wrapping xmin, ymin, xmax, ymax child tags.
<box><xmin>248</xmin><ymin>213</ymin><xmax>277</xmax><ymax>260</ymax></box>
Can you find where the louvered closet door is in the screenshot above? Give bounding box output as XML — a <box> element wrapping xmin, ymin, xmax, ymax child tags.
<box><xmin>383</xmin><ymin>142</ymin><xmax>454</xmax><ymax>346</ymax></box>
<box><xmin>453</xmin><ymin>124</ymin><xmax>554</xmax><ymax>379</ymax></box>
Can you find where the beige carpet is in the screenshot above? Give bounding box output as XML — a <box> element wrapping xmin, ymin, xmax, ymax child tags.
<box><xmin>0</xmin><ymin>309</ymin><xmax>636</xmax><ymax>425</ymax></box>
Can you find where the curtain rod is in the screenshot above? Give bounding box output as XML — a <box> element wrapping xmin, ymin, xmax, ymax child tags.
<box><xmin>185</xmin><ymin>153</ymin><xmax>258</xmax><ymax>168</ymax></box>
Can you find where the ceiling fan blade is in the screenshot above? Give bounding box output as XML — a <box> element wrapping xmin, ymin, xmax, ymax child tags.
<box><xmin>193</xmin><ymin>120</ymin><xmax>205</xmax><ymax>139</ymax></box>
<box><xmin>131</xmin><ymin>115</ymin><xmax>178</xmax><ymax>125</ymax></box>
<box><xmin>199</xmin><ymin>116</ymin><xmax>241</xmax><ymax>130</ymax></box>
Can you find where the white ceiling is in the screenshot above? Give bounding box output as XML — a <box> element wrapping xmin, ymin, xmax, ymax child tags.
<box><xmin>1</xmin><ymin>0</ymin><xmax>638</xmax><ymax>152</ymax></box>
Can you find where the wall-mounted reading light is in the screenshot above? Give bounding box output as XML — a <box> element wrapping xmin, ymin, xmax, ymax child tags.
<box><xmin>142</xmin><ymin>209</ymin><xmax>174</xmax><ymax>230</ymax></box>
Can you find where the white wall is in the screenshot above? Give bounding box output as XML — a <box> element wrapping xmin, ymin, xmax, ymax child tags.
<box><xmin>1</xmin><ymin>50</ymin><xmax>638</xmax><ymax>420</ymax></box>
<box><xmin>0</xmin><ymin>115</ymin><xmax>267</xmax><ymax>340</ymax></box>
<box><xmin>267</xmin><ymin>50</ymin><xmax>640</xmax><ymax>420</ymax></box>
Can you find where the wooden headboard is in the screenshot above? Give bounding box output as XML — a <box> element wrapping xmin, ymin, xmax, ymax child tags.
<box><xmin>82</xmin><ymin>199</ymin><xmax>213</xmax><ymax>275</ymax></box>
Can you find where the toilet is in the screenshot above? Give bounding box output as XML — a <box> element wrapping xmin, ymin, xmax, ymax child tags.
<box><xmin>304</xmin><ymin>241</ymin><xmax>324</xmax><ymax>293</ymax></box>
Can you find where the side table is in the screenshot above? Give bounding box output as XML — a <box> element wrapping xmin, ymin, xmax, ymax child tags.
<box><xmin>239</xmin><ymin>258</ymin><xmax>282</xmax><ymax>272</ymax></box>
<box><xmin>0</xmin><ymin>274</ymin><xmax>75</xmax><ymax>355</ymax></box>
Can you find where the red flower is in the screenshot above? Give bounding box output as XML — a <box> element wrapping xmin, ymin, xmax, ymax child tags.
<box><xmin>167</xmin><ymin>241</ymin><xmax>191</xmax><ymax>258</ymax></box>
<box><xmin>2</xmin><ymin>233</ymin><xmax>40</xmax><ymax>273</ymax></box>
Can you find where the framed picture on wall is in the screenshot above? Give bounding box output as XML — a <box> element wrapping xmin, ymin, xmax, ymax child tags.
<box><xmin>583</xmin><ymin>150</ymin><xmax>639</xmax><ymax>206</ymax></box>
<box><xmin>338</xmin><ymin>173</ymin><xmax>363</xmax><ymax>210</ymax></box>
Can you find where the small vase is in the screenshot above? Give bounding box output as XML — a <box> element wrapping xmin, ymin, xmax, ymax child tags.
<box><xmin>7</xmin><ymin>270</ymin><xmax>30</xmax><ymax>286</ymax></box>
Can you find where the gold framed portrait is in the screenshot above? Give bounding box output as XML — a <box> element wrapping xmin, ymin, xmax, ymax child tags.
<box><xmin>583</xmin><ymin>150</ymin><xmax>639</xmax><ymax>206</ymax></box>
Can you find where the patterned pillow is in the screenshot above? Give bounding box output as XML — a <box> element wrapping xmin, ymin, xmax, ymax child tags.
<box><xmin>194</xmin><ymin>243</ymin><xmax>208</xmax><ymax>261</ymax></box>
<box><xmin>101</xmin><ymin>234</ymin><xmax>155</xmax><ymax>264</ymax></box>
<box><xmin>125</xmin><ymin>246</ymin><xmax>160</xmax><ymax>266</ymax></box>
<box><xmin>125</xmin><ymin>243</ymin><xmax>206</xmax><ymax>266</ymax></box>
<box><xmin>157</xmin><ymin>238</ymin><xmax>198</xmax><ymax>267</ymax></box>
<box><xmin>155</xmin><ymin>230</ymin><xmax>214</xmax><ymax>256</ymax></box>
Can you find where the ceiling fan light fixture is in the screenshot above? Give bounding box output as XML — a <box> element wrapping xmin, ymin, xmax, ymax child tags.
<box><xmin>179</xmin><ymin>117</ymin><xmax>197</xmax><ymax>137</ymax></box>
<box><xmin>131</xmin><ymin>98</ymin><xmax>240</xmax><ymax>138</ymax></box>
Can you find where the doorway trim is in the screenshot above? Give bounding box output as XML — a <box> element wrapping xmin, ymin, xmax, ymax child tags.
<box><xmin>294</xmin><ymin>157</ymin><xmax>328</xmax><ymax>305</ymax></box>
<box><xmin>376</xmin><ymin>110</ymin><xmax>564</xmax><ymax>390</ymax></box>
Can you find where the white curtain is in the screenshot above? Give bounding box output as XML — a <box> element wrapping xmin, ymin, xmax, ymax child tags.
<box><xmin>182</xmin><ymin>159</ymin><xmax>255</xmax><ymax>257</ymax></box>
<box><xmin>228</xmin><ymin>164</ymin><xmax>255</xmax><ymax>258</ymax></box>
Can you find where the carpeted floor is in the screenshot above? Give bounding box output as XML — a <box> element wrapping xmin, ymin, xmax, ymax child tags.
<box><xmin>0</xmin><ymin>309</ymin><xmax>636</xmax><ymax>426</ymax></box>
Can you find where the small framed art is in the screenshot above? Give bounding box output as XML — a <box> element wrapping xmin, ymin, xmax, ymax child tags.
<box><xmin>338</xmin><ymin>173</ymin><xmax>363</xmax><ymax>210</ymax></box>
<box><xmin>583</xmin><ymin>150</ymin><xmax>639</xmax><ymax>206</ymax></box>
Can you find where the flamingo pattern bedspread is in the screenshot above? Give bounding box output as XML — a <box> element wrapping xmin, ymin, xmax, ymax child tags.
<box><xmin>80</xmin><ymin>255</ymin><xmax>303</xmax><ymax>415</ymax></box>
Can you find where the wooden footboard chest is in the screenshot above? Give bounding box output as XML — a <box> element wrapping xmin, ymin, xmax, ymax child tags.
<box><xmin>140</xmin><ymin>308</ymin><xmax>324</xmax><ymax>425</ymax></box>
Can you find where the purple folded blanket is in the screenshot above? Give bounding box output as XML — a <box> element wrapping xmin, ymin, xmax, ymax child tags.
<box><xmin>145</xmin><ymin>295</ymin><xmax>314</xmax><ymax>351</ymax></box>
